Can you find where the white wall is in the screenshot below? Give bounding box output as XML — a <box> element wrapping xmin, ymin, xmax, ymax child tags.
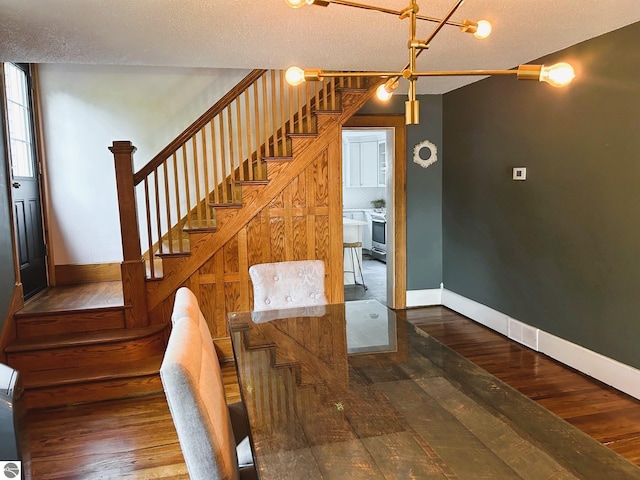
<box><xmin>38</xmin><ymin>64</ymin><xmax>251</xmax><ymax>265</ymax></box>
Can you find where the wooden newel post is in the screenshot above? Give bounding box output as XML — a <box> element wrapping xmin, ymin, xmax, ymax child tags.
<box><xmin>110</xmin><ymin>141</ymin><xmax>149</xmax><ymax>328</ymax></box>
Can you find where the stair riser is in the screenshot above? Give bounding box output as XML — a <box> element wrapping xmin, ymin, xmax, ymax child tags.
<box><xmin>6</xmin><ymin>334</ymin><xmax>165</xmax><ymax>374</ymax></box>
<box><xmin>16</xmin><ymin>310</ymin><xmax>126</xmax><ymax>338</ymax></box>
<box><xmin>24</xmin><ymin>374</ymin><xmax>163</xmax><ymax>410</ymax></box>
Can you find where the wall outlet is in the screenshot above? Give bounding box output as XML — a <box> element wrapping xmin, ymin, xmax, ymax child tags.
<box><xmin>513</xmin><ymin>167</ymin><xmax>527</xmax><ymax>180</ymax></box>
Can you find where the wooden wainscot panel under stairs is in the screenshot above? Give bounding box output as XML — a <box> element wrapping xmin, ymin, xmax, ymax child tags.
<box><xmin>4</xmin><ymin>282</ymin><xmax>168</xmax><ymax>410</ymax></box>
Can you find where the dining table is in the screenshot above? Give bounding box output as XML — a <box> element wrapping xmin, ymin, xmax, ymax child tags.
<box><xmin>228</xmin><ymin>300</ymin><xmax>640</xmax><ymax>479</ymax></box>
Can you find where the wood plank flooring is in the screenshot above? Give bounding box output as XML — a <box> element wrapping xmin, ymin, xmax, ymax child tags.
<box><xmin>23</xmin><ymin>305</ymin><xmax>640</xmax><ymax>478</ymax></box>
<box><xmin>26</xmin><ymin>365</ymin><xmax>241</xmax><ymax>480</ymax></box>
<box><xmin>400</xmin><ymin>306</ymin><xmax>640</xmax><ymax>466</ymax></box>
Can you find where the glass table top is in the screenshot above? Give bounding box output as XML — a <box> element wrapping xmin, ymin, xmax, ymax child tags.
<box><xmin>229</xmin><ymin>301</ymin><xmax>640</xmax><ymax>479</ymax></box>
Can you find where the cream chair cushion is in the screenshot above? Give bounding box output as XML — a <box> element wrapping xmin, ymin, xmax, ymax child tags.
<box><xmin>249</xmin><ymin>260</ymin><xmax>328</xmax><ymax>311</ymax></box>
<box><xmin>161</xmin><ymin>316</ymin><xmax>239</xmax><ymax>480</ymax></box>
<box><xmin>171</xmin><ymin>286</ymin><xmax>207</xmax><ymax>326</ymax></box>
<box><xmin>162</xmin><ymin>287</ymin><xmax>255</xmax><ymax>479</ymax></box>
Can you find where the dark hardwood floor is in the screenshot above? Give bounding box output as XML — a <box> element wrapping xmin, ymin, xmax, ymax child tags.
<box><xmin>25</xmin><ymin>365</ymin><xmax>241</xmax><ymax>480</ymax></box>
<box><xmin>400</xmin><ymin>306</ymin><xmax>640</xmax><ymax>467</ymax></box>
<box><xmin>21</xmin><ymin>299</ymin><xmax>640</xmax><ymax>478</ymax></box>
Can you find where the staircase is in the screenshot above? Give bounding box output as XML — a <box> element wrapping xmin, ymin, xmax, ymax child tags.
<box><xmin>5</xmin><ymin>283</ymin><xmax>167</xmax><ymax>409</ymax></box>
<box><xmin>4</xmin><ymin>70</ymin><xmax>379</xmax><ymax>410</ymax></box>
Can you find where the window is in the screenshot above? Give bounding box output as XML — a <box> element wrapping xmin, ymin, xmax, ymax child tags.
<box><xmin>4</xmin><ymin>63</ymin><xmax>35</xmax><ymax>178</ymax></box>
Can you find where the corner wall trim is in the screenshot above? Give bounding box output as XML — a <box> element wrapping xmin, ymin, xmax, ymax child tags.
<box><xmin>439</xmin><ymin>288</ymin><xmax>640</xmax><ymax>401</ymax></box>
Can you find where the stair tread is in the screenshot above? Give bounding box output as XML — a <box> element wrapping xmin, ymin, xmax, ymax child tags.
<box><xmin>22</xmin><ymin>354</ymin><xmax>163</xmax><ymax>389</ymax></box>
<box><xmin>157</xmin><ymin>251</ymin><xmax>191</xmax><ymax>257</ymax></box>
<box><xmin>6</xmin><ymin>324</ymin><xmax>167</xmax><ymax>353</ymax></box>
<box><xmin>209</xmin><ymin>203</ymin><xmax>242</xmax><ymax>208</ymax></box>
<box><xmin>237</xmin><ymin>180</ymin><xmax>269</xmax><ymax>185</ymax></box>
<box><xmin>15</xmin><ymin>304</ymin><xmax>127</xmax><ymax>319</ymax></box>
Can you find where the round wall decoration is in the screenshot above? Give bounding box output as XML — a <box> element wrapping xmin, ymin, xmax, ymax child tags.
<box><xmin>413</xmin><ymin>139</ymin><xmax>438</xmax><ymax>169</ymax></box>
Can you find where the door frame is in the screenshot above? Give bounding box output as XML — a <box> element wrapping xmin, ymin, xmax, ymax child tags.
<box><xmin>344</xmin><ymin>114</ymin><xmax>406</xmax><ymax>309</ymax></box>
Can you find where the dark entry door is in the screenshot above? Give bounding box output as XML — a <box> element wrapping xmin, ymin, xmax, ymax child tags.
<box><xmin>4</xmin><ymin>63</ymin><xmax>47</xmax><ymax>298</ymax></box>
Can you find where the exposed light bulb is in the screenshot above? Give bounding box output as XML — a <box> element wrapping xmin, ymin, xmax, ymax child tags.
<box><xmin>284</xmin><ymin>0</ymin><xmax>314</xmax><ymax>8</ymax></box>
<box><xmin>474</xmin><ymin>20</ymin><xmax>492</xmax><ymax>39</ymax></box>
<box><xmin>376</xmin><ymin>79</ymin><xmax>398</xmax><ymax>101</ymax></box>
<box><xmin>540</xmin><ymin>62</ymin><xmax>575</xmax><ymax>87</ymax></box>
<box><xmin>376</xmin><ymin>84</ymin><xmax>392</xmax><ymax>101</ymax></box>
<box><xmin>285</xmin><ymin>66</ymin><xmax>306</xmax><ymax>86</ymax></box>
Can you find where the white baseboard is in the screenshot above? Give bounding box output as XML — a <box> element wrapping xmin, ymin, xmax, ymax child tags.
<box><xmin>406</xmin><ymin>288</ymin><xmax>442</xmax><ymax>307</ymax></box>
<box><xmin>538</xmin><ymin>331</ymin><xmax>640</xmax><ymax>400</ymax></box>
<box><xmin>406</xmin><ymin>287</ymin><xmax>640</xmax><ymax>401</ymax></box>
<box><xmin>441</xmin><ymin>289</ymin><xmax>509</xmax><ymax>336</ymax></box>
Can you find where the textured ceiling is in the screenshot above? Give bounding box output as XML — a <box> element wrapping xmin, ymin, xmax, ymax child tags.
<box><xmin>1</xmin><ymin>0</ymin><xmax>639</xmax><ymax>93</ymax></box>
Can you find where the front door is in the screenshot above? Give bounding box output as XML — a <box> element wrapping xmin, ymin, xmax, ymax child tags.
<box><xmin>3</xmin><ymin>63</ymin><xmax>47</xmax><ymax>298</ymax></box>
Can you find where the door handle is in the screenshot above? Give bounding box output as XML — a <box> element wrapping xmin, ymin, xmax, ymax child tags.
<box><xmin>12</xmin><ymin>182</ymin><xmax>21</xmax><ymax>188</ymax></box>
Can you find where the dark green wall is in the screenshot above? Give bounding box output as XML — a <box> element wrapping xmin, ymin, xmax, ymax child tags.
<box><xmin>358</xmin><ymin>95</ymin><xmax>443</xmax><ymax>290</ymax></box>
<box><xmin>442</xmin><ymin>22</ymin><xmax>640</xmax><ymax>368</ymax></box>
<box><xmin>0</xmin><ymin>94</ymin><xmax>17</xmax><ymax>331</ymax></box>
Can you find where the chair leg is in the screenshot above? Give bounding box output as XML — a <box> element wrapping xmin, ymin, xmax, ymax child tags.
<box><xmin>352</xmin><ymin>247</ymin><xmax>367</xmax><ymax>291</ymax></box>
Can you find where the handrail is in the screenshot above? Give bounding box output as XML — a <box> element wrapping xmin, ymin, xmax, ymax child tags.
<box><xmin>134</xmin><ymin>69</ymin><xmax>267</xmax><ymax>185</ymax></box>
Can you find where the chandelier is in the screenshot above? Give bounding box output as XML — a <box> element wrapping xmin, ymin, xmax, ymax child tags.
<box><xmin>283</xmin><ymin>0</ymin><xmax>575</xmax><ymax>124</ymax></box>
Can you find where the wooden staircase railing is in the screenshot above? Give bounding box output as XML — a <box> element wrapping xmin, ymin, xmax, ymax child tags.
<box><xmin>115</xmin><ymin>69</ymin><xmax>366</xmax><ymax>281</ymax></box>
<box><xmin>112</xmin><ymin>69</ymin><xmax>375</xmax><ymax>329</ymax></box>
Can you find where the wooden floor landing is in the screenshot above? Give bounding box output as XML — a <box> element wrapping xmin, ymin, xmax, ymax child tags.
<box><xmin>20</xmin><ymin>281</ymin><xmax>124</xmax><ymax>314</ymax></box>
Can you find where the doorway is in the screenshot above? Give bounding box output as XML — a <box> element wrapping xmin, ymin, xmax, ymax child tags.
<box><xmin>342</xmin><ymin>128</ymin><xmax>390</xmax><ymax>306</ymax></box>
<box><xmin>343</xmin><ymin>114</ymin><xmax>407</xmax><ymax>309</ymax></box>
<box><xmin>2</xmin><ymin>63</ymin><xmax>47</xmax><ymax>299</ymax></box>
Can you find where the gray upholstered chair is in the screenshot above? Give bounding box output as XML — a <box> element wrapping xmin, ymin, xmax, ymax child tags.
<box><xmin>161</xmin><ymin>288</ymin><xmax>255</xmax><ymax>480</ymax></box>
<box><xmin>249</xmin><ymin>260</ymin><xmax>328</xmax><ymax>311</ymax></box>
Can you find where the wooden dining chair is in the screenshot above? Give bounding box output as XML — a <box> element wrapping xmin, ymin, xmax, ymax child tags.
<box><xmin>161</xmin><ymin>288</ymin><xmax>255</xmax><ymax>480</ymax></box>
<box><xmin>249</xmin><ymin>260</ymin><xmax>328</xmax><ymax>311</ymax></box>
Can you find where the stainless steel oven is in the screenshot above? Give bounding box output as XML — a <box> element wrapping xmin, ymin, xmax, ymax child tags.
<box><xmin>370</xmin><ymin>213</ymin><xmax>386</xmax><ymax>263</ymax></box>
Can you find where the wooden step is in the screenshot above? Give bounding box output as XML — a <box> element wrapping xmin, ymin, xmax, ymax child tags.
<box><xmin>5</xmin><ymin>324</ymin><xmax>168</xmax><ymax>374</ymax></box>
<box><xmin>22</xmin><ymin>354</ymin><xmax>164</xmax><ymax>410</ymax></box>
<box><xmin>14</xmin><ymin>306</ymin><xmax>126</xmax><ymax>338</ymax></box>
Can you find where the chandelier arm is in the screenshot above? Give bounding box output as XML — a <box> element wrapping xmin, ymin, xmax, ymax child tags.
<box><xmin>398</xmin><ymin>0</ymin><xmax>462</xmax><ymax>76</ymax></box>
<box><xmin>314</xmin><ymin>71</ymin><xmax>404</xmax><ymax>78</ymax></box>
<box><xmin>413</xmin><ymin>69</ymin><xmax>518</xmax><ymax>77</ymax></box>
<box><xmin>307</xmin><ymin>69</ymin><xmax>523</xmax><ymax>79</ymax></box>
<box><xmin>421</xmin><ymin>0</ymin><xmax>464</xmax><ymax>47</ymax></box>
<box><xmin>325</xmin><ymin>0</ymin><xmax>471</xmax><ymax>28</ymax></box>
<box><xmin>415</xmin><ymin>13</ymin><xmax>466</xmax><ymax>28</ymax></box>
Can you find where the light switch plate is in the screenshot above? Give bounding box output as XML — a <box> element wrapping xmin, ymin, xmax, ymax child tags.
<box><xmin>513</xmin><ymin>167</ymin><xmax>527</xmax><ymax>180</ymax></box>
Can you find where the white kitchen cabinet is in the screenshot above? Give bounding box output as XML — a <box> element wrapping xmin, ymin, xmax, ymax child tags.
<box><xmin>346</xmin><ymin>140</ymin><xmax>383</xmax><ymax>188</ymax></box>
